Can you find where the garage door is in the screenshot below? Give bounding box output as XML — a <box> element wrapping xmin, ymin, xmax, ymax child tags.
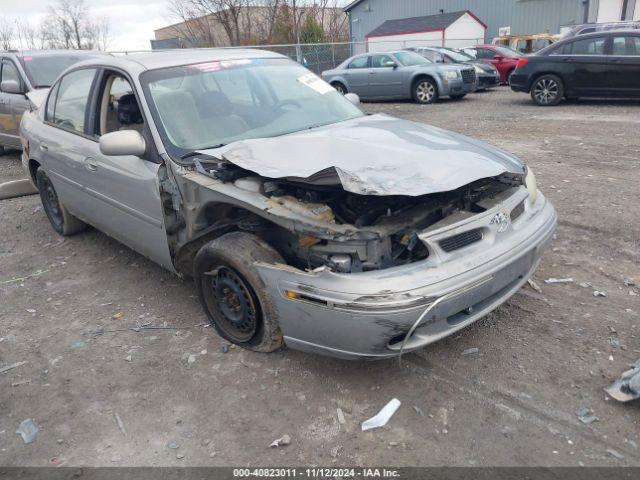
<box><xmin>597</xmin><ymin>0</ymin><xmax>624</xmax><ymax>22</ymax></box>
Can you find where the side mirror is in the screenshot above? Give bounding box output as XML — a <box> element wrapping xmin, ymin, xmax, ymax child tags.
<box><xmin>344</xmin><ymin>92</ymin><xmax>360</xmax><ymax>106</ymax></box>
<box><xmin>99</xmin><ymin>130</ymin><xmax>146</xmax><ymax>157</ymax></box>
<box><xmin>1</xmin><ymin>80</ymin><xmax>24</xmax><ymax>95</ymax></box>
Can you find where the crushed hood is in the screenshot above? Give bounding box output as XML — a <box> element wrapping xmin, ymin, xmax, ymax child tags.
<box><xmin>199</xmin><ymin>114</ymin><xmax>524</xmax><ymax>197</ymax></box>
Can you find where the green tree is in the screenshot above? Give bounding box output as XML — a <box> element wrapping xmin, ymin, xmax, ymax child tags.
<box><xmin>299</xmin><ymin>14</ymin><xmax>325</xmax><ymax>44</ymax></box>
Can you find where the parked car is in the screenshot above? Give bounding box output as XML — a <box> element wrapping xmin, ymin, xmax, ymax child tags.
<box><xmin>409</xmin><ymin>46</ymin><xmax>500</xmax><ymax>90</ymax></box>
<box><xmin>321</xmin><ymin>50</ymin><xmax>476</xmax><ymax>104</ymax></box>
<box><xmin>0</xmin><ymin>50</ymin><xmax>105</xmax><ymax>155</ymax></box>
<box><xmin>560</xmin><ymin>20</ymin><xmax>640</xmax><ymax>39</ymax></box>
<box><xmin>21</xmin><ymin>50</ymin><xmax>556</xmax><ymax>359</ymax></box>
<box><xmin>492</xmin><ymin>34</ymin><xmax>559</xmax><ymax>54</ymax></box>
<box><xmin>461</xmin><ymin>45</ymin><xmax>523</xmax><ymax>84</ymax></box>
<box><xmin>510</xmin><ymin>30</ymin><xmax>640</xmax><ymax>106</ymax></box>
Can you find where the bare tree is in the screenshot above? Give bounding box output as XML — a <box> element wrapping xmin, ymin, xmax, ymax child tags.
<box><xmin>0</xmin><ymin>17</ymin><xmax>14</xmax><ymax>50</ymax></box>
<box><xmin>42</xmin><ymin>0</ymin><xmax>112</xmax><ymax>50</ymax></box>
<box><xmin>15</xmin><ymin>19</ymin><xmax>41</xmax><ymax>50</ymax></box>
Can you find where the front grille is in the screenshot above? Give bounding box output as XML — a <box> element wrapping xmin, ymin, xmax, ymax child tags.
<box><xmin>461</xmin><ymin>69</ymin><xmax>476</xmax><ymax>84</ymax></box>
<box><xmin>439</xmin><ymin>229</ymin><xmax>483</xmax><ymax>253</ymax></box>
<box><xmin>510</xmin><ymin>200</ymin><xmax>525</xmax><ymax>222</ymax></box>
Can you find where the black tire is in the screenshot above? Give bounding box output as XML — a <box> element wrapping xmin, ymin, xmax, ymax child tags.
<box><xmin>0</xmin><ymin>145</ymin><xmax>6</xmax><ymax>156</ymax></box>
<box><xmin>450</xmin><ymin>94</ymin><xmax>466</xmax><ymax>100</ymax></box>
<box><xmin>413</xmin><ymin>77</ymin><xmax>439</xmax><ymax>104</ymax></box>
<box><xmin>36</xmin><ymin>168</ymin><xmax>87</xmax><ymax>236</ymax></box>
<box><xmin>332</xmin><ymin>82</ymin><xmax>347</xmax><ymax>95</ymax></box>
<box><xmin>194</xmin><ymin>232</ymin><xmax>285</xmax><ymax>353</ymax></box>
<box><xmin>530</xmin><ymin>74</ymin><xmax>564</xmax><ymax>106</ymax></box>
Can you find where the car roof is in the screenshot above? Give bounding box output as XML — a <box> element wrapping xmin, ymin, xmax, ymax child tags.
<box><xmin>1</xmin><ymin>49</ymin><xmax>108</xmax><ymax>59</ymax></box>
<box><xmin>70</xmin><ymin>48</ymin><xmax>287</xmax><ymax>73</ymax></box>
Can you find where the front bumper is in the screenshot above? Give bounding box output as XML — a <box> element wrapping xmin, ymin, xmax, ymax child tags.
<box><xmin>477</xmin><ymin>74</ymin><xmax>499</xmax><ymax>89</ymax></box>
<box><xmin>441</xmin><ymin>77</ymin><xmax>476</xmax><ymax>96</ymax></box>
<box><xmin>257</xmin><ymin>188</ymin><xmax>557</xmax><ymax>360</ymax></box>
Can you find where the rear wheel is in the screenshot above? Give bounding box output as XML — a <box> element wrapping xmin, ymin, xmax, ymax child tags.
<box><xmin>194</xmin><ymin>232</ymin><xmax>285</xmax><ymax>353</ymax></box>
<box><xmin>530</xmin><ymin>74</ymin><xmax>564</xmax><ymax>106</ymax></box>
<box><xmin>0</xmin><ymin>145</ymin><xmax>6</xmax><ymax>156</ymax></box>
<box><xmin>36</xmin><ymin>168</ymin><xmax>87</xmax><ymax>236</ymax></box>
<box><xmin>332</xmin><ymin>82</ymin><xmax>347</xmax><ymax>95</ymax></box>
<box><xmin>413</xmin><ymin>78</ymin><xmax>438</xmax><ymax>104</ymax></box>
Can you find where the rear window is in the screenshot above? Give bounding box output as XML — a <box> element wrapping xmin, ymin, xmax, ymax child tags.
<box><xmin>18</xmin><ymin>54</ymin><xmax>101</xmax><ymax>88</ymax></box>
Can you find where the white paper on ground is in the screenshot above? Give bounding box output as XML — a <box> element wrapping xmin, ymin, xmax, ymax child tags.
<box><xmin>361</xmin><ymin>398</ymin><xmax>401</xmax><ymax>431</ymax></box>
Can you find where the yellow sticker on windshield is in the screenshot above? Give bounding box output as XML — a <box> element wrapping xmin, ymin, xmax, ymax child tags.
<box><xmin>297</xmin><ymin>73</ymin><xmax>334</xmax><ymax>95</ymax></box>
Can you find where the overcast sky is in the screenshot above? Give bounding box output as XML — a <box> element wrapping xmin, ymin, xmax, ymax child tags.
<box><xmin>3</xmin><ymin>0</ymin><xmax>172</xmax><ymax>51</ymax></box>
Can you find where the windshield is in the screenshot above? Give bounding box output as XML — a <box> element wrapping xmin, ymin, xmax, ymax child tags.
<box><xmin>141</xmin><ymin>58</ymin><xmax>364</xmax><ymax>156</ymax></box>
<box><xmin>19</xmin><ymin>54</ymin><xmax>100</xmax><ymax>88</ymax></box>
<box><xmin>393</xmin><ymin>51</ymin><xmax>431</xmax><ymax>66</ymax></box>
<box><xmin>436</xmin><ymin>48</ymin><xmax>474</xmax><ymax>62</ymax></box>
<box><xmin>492</xmin><ymin>46</ymin><xmax>523</xmax><ymax>57</ymax></box>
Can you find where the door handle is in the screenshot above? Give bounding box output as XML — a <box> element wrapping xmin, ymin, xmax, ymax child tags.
<box><xmin>562</xmin><ymin>57</ymin><xmax>574</xmax><ymax>62</ymax></box>
<box><xmin>40</xmin><ymin>143</ymin><xmax>48</xmax><ymax>151</ymax></box>
<box><xmin>611</xmin><ymin>58</ymin><xmax>624</xmax><ymax>63</ymax></box>
<box><xmin>84</xmin><ymin>157</ymin><xmax>98</xmax><ymax>172</ymax></box>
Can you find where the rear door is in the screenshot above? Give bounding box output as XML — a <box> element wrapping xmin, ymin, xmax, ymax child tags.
<box><xmin>0</xmin><ymin>58</ymin><xmax>29</xmax><ymax>148</ymax></box>
<box><xmin>342</xmin><ymin>56</ymin><xmax>370</xmax><ymax>97</ymax></box>
<box><xmin>608</xmin><ymin>35</ymin><xmax>640</xmax><ymax>96</ymax></box>
<box><xmin>368</xmin><ymin>54</ymin><xmax>403</xmax><ymax>97</ymax></box>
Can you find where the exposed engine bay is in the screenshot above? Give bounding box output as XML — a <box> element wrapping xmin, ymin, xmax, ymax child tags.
<box><xmin>172</xmin><ymin>158</ymin><xmax>524</xmax><ymax>274</ymax></box>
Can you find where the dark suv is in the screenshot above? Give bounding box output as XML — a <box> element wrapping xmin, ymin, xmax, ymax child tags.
<box><xmin>510</xmin><ymin>31</ymin><xmax>640</xmax><ymax>106</ymax></box>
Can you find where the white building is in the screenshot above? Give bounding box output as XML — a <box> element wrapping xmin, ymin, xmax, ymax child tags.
<box><xmin>365</xmin><ymin>10</ymin><xmax>487</xmax><ymax>53</ymax></box>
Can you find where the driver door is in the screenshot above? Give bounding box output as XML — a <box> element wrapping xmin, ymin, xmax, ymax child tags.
<box><xmin>0</xmin><ymin>59</ymin><xmax>28</xmax><ymax>149</ymax></box>
<box><xmin>368</xmin><ymin>54</ymin><xmax>403</xmax><ymax>97</ymax></box>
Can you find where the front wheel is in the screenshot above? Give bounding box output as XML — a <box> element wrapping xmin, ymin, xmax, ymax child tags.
<box><xmin>36</xmin><ymin>168</ymin><xmax>87</xmax><ymax>236</ymax></box>
<box><xmin>450</xmin><ymin>94</ymin><xmax>466</xmax><ymax>100</ymax></box>
<box><xmin>332</xmin><ymin>82</ymin><xmax>347</xmax><ymax>95</ymax></box>
<box><xmin>530</xmin><ymin>74</ymin><xmax>564</xmax><ymax>106</ymax></box>
<box><xmin>194</xmin><ymin>232</ymin><xmax>285</xmax><ymax>353</ymax></box>
<box><xmin>413</xmin><ymin>78</ymin><xmax>438</xmax><ymax>104</ymax></box>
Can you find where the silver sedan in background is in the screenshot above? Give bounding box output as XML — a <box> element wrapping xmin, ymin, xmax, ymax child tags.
<box><xmin>321</xmin><ymin>50</ymin><xmax>477</xmax><ymax>104</ymax></box>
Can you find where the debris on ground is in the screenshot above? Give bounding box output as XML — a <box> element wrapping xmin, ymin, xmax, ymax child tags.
<box><xmin>16</xmin><ymin>419</ymin><xmax>39</xmax><ymax>444</ymax></box>
<box><xmin>604</xmin><ymin>359</ymin><xmax>640</xmax><ymax>402</ymax></box>
<box><xmin>11</xmin><ymin>380</ymin><xmax>31</xmax><ymax>387</ymax></box>
<box><xmin>219</xmin><ymin>344</ymin><xmax>229</xmax><ymax>354</ymax></box>
<box><xmin>575</xmin><ymin>406</ymin><xmax>599</xmax><ymax>425</ymax></box>
<box><xmin>114</xmin><ymin>413</ymin><xmax>126</xmax><ymax>436</ymax></box>
<box><xmin>461</xmin><ymin>347</ymin><xmax>479</xmax><ymax>356</ymax></box>
<box><xmin>336</xmin><ymin>408</ymin><xmax>346</xmax><ymax>425</ymax></box>
<box><xmin>412</xmin><ymin>406</ymin><xmax>424</xmax><ymax>417</ymax></box>
<box><xmin>527</xmin><ymin>279</ymin><xmax>542</xmax><ymax>293</ymax></box>
<box><xmin>593</xmin><ymin>290</ymin><xmax>607</xmax><ymax>297</ymax></box>
<box><xmin>579</xmin><ymin>282</ymin><xmax>592</xmax><ymax>288</ymax></box>
<box><xmin>623</xmin><ymin>277</ymin><xmax>635</xmax><ymax>287</ymax></box>
<box><xmin>111</xmin><ymin>311</ymin><xmax>126</xmax><ymax>320</ymax></box>
<box><xmin>166</xmin><ymin>440</ymin><xmax>179</xmax><ymax>449</ymax></box>
<box><xmin>544</xmin><ymin>278</ymin><xmax>574</xmax><ymax>284</ymax></box>
<box><xmin>269</xmin><ymin>434</ymin><xmax>291</xmax><ymax>448</ymax></box>
<box><xmin>606</xmin><ymin>447</ymin><xmax>625</xmax><ymax>460</ymax></box>
<box><xmin>0</xmin><ymin>361</ymin><xmax>27</xmax><ymax>374</ymax></box>
<box><xmin>70</xmin><ymin>340</ymin><xmax>86</xmax><ymax>349</ymax></box>
<box><xmin>187</xmin><ymin>354</ymin><xmax>196</xmax><ymax>364</ymax></box>
<box><xmin>361</xmin><ymin>398</ymin><xmax>401</xmax><ymax>431</ymax></box>
<box><xmin>176</xmin><ymin>453</ymin><xmax>185</xmax><ymax>459</ymax></box>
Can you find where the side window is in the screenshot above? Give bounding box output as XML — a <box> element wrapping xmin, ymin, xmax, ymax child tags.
<box><xmin>1</xmin><ymin>61</ymin><xmax>21</xmax><ymax>90</ymax></box>
<box><xmin>50</xmin><ymin>68</ymin><xmax>96</xmax><ymax>133</ymax></box>
<box><xmin>370</xmin><ymin>54</ymin><xmax>394</xmax><ymax>68</ymax></box>
<box><xmin>569</xmin><ymin>37</ymin><xmax>606</xmax><ymax>55</ymax></box>
<box><xmin>612</xmin><ymin>36</ymin><xmax>640</xmax><ymax>56</ymax></box>
<box><xmin>99</xmin><ymin>74</ymin><xmax>143</xmax><ymax>136</ymax></box>
<box><xmin>474</xmin><ymin>48</ymin><xmax>491</xmax><ymax>59</ymax></box>
<box><xmin>348</xmin><ymin>56</ymin><xmax>369</xmax><ymax>69</ymax></box>
<box><xmin>45</xmin><ymin>82</ymin><xmax>60</xmax><ymax>121</ymax></box>
<box><xmin>551</xmin><ymin>43</ymin><xmax>572</xmax><ymax>55</ymax></box>
<box><xmin>463</xmin><ymin>48</ymin><xmax>478</xmax><ymax>59</ymax></box>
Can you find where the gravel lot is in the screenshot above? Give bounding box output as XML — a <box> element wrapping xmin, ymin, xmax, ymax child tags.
<box><xmin>0</xmin><ymin>88</ymin><xmax>639</xmax><ymax>467</ymax></box>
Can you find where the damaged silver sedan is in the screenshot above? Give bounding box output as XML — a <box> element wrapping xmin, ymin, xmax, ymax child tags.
<box><xmin>20</xmin><ymin>50</ymin><xmax>556</xmax><ymax>359</ymax></box>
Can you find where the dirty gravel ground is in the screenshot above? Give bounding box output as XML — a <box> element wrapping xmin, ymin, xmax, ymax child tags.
<box><xmin>0</xmin><ymin>88</ymin><xmax>639</xmax><ymax>467</ymax></box>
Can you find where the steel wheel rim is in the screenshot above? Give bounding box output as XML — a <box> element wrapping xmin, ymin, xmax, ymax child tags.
<box><xmin>533</xmin><ymin>78</ymin><xmax>559</xmax><ymax>104</ymax></box>
<box><xmin>334</xmin><ymin>84</ymin><xmax>345</xmax><ymax>94</ymax></box>
<box><xmin>416</xmin><ymin>81</ymin><xmax>435</xmax><ymax>102</ymax></box>
<box><xmin>41</xmin><ymin>175</ymin><xmax>63</xmax><ymax>229</ymax></box>
<box><xmin>209</xmin><ymin>266</ymin><xmax>258</xmax><ymax>342</ymax></box>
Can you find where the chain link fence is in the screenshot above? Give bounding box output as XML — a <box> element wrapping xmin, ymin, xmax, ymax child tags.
<box><xmin>134</xmin><ymin>37</ymin><xmax>486</xmax><ymax>75</ymax></box>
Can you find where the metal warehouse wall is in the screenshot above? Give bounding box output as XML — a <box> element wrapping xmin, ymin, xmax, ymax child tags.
<box><xmin>347</xmin><ymin>0</ymin><xmax>636</xmax><ymax>43</ymax></box>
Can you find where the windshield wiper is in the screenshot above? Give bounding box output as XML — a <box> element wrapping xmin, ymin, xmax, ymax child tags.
<box><xmin>180</xmin><ymin>144</ymin><xmax>227</xmax><ymax>160</ymax></box>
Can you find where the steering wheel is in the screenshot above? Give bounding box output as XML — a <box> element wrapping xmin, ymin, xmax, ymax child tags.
<box><xmin>272</xmin><ymin>99</ymin><xmax>302</xmax><ymax>114</ymax></box>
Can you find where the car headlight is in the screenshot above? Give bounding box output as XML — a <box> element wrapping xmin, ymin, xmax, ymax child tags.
<box><xmin>474</xmin><ymin>65</ymin><xmax>484</xmax><ymax>74</ymax></box>
<box><xmin>525</xmin><ymin>166</ymin><xmax>538</xmax><ymax>204</ymax></box>
<box><xmin>444</xmin><ymin>70</ymin><xmax>459</xmax><ymax>79</ymax></box>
